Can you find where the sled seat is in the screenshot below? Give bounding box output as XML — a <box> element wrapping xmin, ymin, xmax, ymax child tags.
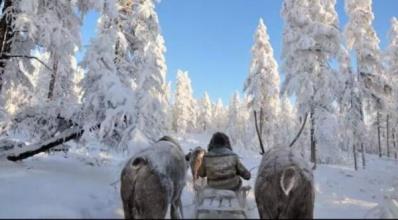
<box><xmin>195</xmin><ymin>186</ymin><xmax>250</xmax><ymax>219</ymax></box>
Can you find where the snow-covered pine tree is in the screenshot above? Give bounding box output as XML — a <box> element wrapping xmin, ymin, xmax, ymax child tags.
<box><xmin>239</xmin><ymin>94</ymin><xmax>256</xmax><ymax>151</ymax></box>
<box><xmin>2</xmin><ymin>0</ymin><xmax>85</xmax><ymax>142</ymax></box>
<box><xmin>198</xmin><ymin>92</ymin><xmax>213</xmax><ymax>132</ymax></box>
<box><xmin>385</xmin><ymin>17</ymin><xmax>398</xmax><ymax>159</ymax></box>
<box><xmin>15</xmin><ymin>0</ymin><xmax>82</xmax><ymax>106</ymax></box>
<box><xmin>173</xmin><ymin>70</ymin><xmax>197</xmax><ymax>134</ymax></box>
<box><xmin>338</xmin><ymin>45</ymin><xmax>367</xmax><ymax>169</ymax></box>
<box><xmin>244</xmin><ymin>18</ymin><xmax>280</xmax><ymax>153</ymax></box>
<box><xmin>1</xmin><ymin>0</ymin><xmax>36</xmax><ymax>116</ymax></box>
<box><xmin>278</xmin><ymin>94</ymin><xmax>297</xmax><ymax>147</ymax></box>
<box><xmin>281</xmin><ymin>0</ymin><xmax>343</xmax><ymax>167</ymax></box>
<box><xmin>31</xmin><ymin>52</ymin><xmax>51</xmax><ymax>104</ymax></box>
<box><xmin>164</xmin><ymin>81</ymin><xmax>173</xmax><ymax>132</ymax></box>
<box><xmin>192</xmin><ymin>97</ymin><xmax>200</xmax><ymax>133</ymax></box>
<box><xmin>81</xmin><ymin>0</ymin><xmax>138</xmax><ymax>149</ymax></box>
<box><xmin>0</xmin><ymin>0</ymin><xmax>17</xmax><ymax>95</ymax></box>
<box><xmin>29</xmin><ymin>51</ymin><xmax>83</xmax><ymax>109</ymax></box>
<box><xmin>227</xmin><ymin>92</ymin><xmax>240</xmax><ymax>144</ymax></box>
<box><xmin>212</xmin><ymin>98</ymin><xmax>227</xmax><ymax>131</ymax></box>
<box><xmin>344</xmin><ymin>0</ymin><xmax>390</xmax><ymax>158</ymax></box>
<box><xmin>227</xmin><ymin>92</ymin><xmax>245</xmax><ymax>145</ymax></box>
<box><xmin>185</xmin><ymin>71</ymin><xmax>197</xmax><ymax>132</ymax></box>
<box><xmin>123</xmin><ymin>0</ymin><xmax>169</xmax><ymax>141</ymax></box>
<box><xmin>278</xmin><ymin>94</ymin><xmax>312</xmax><ymax>159</ymax></box>
<box><xmin>386</xmin><ymin>17</ymin><xmax>398</xmax><ymax>100</ymax></box>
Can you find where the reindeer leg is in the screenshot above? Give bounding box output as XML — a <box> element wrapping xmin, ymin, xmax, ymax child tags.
<box><xmin>178</xmin><ymin>197</ymin><xmax>184</xmax><ymax>219</ymax></box>
<box><xmin>122</xmin><ymin>203</ymin><xmax>131</xmax><ymax>219</ymax></box>
<box><xmin>171</xmin><ymin>202</ymin><xmax>180</xmax><ymax>219</ymax></box>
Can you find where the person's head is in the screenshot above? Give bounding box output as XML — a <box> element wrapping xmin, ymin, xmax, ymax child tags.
<box><xmin>208</xmin><ymin>132</ymin><xmax>232</xmax><ymax>151</ymax></box>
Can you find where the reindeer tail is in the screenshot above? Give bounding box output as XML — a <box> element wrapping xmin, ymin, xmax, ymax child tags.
<box><xmin>280</xmin><ymin>166</ymin><xmax>298</xmax><ymax>196</ymax></box>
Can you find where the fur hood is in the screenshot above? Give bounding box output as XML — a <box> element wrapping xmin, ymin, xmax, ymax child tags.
<box><xmin>207</xmin><ymin>132</ymin><xmax>233</xmax><ymax>152</ymax></box>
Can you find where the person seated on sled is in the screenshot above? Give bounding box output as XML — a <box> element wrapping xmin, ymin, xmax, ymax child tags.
<box><xmin>198</xmin><ymin>132</ymin><xmax>251</xmax><ymax>191</ymax></box>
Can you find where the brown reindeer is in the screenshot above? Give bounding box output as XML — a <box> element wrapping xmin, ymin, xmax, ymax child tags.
<box><xmin>255</xmin><ymin>147</ymin><xmax>315</xmax><ymax>219</ymax></box>
<box><xmin>120</xmin><ymin>136</ymin><xmax>188</xmax><ymax>219</ymax></box>
<box><xmin>186</xmin><ymin>146</ymin><xmax>206</xmax><ymax>188</ymax></box>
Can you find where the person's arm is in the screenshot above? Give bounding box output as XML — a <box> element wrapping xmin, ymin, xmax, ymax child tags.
<box><xmin>198</xmin><ymin>157</ymin><xmax>206</xmax><ymax>178</ymax></box>
<box><xmin>236</xmin><ymin>158</ymin><xmax>251</xmax><ymax>180</ymax></box>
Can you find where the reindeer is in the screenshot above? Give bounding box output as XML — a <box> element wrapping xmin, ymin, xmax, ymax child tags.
<box><xmin>185</xmin><ymin>146</ymin><xmax>206</xmax><ymax>188</ymax></box>
<box><xmin>120</xmin><ymin>136</ymin><xmax>188</xmax><ymax>219</ymax></box>
<box><xmin>254</xmin><ymin>147</ymin><xmax>315</xmax><ymax>219</ymax></box>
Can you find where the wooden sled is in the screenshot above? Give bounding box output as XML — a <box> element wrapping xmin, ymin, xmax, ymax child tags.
<box><xmin>194</xmin><ymin>184</ymin><xmax>251</xmax><ymax>219</ymax></box>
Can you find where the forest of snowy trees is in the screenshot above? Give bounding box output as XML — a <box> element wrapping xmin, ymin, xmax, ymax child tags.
<box><xmin>0</xmin><ymin>0</ymin><xmax>397</xmax><ymax>171</ymax></box>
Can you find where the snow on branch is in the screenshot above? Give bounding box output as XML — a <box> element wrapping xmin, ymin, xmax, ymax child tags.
<box><xmin>3</xmin><ymin>54</ymin><xmax>53</xmax><ymax>71</ymax></box>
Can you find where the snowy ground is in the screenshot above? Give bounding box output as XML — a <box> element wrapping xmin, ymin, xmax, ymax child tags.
<box><xmin>1</xmin><ymin>134</ymin><xmax>398</xmax><ymax>218</ymax></box>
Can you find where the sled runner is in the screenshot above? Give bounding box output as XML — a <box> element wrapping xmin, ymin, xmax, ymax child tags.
<box><xmin>194</xmin><ymin>185</ymin><xmax>251</xmax><ymax>219</ymax></box>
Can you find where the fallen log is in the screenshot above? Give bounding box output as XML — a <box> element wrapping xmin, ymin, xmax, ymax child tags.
<box><xmin>7</xmin><ymin>127</ymin><xmax>84</xmax><ymax>161</ymax></box>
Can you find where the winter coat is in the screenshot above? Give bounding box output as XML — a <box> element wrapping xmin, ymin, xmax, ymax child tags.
<box><xmin>198</xmin><ymin>146</ymin><xmax>251</xmax><ymax>190</ymax></box>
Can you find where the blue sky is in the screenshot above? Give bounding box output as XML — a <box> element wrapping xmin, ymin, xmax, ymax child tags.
<box><xmin>79</xmin><ymin>0</ymin><xmax>398</xmax><ymax>104</ymax></box>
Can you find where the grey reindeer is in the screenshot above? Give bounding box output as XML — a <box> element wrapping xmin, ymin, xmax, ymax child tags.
<box><xmin>120</xmin><ymin>136</ymin><xmax>188</xmax><ymax>219</ymax></box>
<box><xmin>255</xmin><ymin>147</ymin><xmax>315</xmax><ymax>219</ymax></box>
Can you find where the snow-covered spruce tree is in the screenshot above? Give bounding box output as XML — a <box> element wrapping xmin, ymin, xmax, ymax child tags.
<box><xmin>278</xmin><ymin>94</ymin><xmax>312</xmax><ymax>159</ymax></box>
<box><xmin>238</xmin><ymin>94</ymin><xmax>256</xmax><ymax>151</ymax></box>
<box><xmin>118</xmin><ymin>0</ymin><xmax>169</xmax><ymax>141</ymax></box>
<box><xmin>30</xmin><ymin>51</ymin><xmax>83</xmax><ymax>107</ymax></box>
<box><xmin>2</xmin><ymin>0</ymin><xmax>97</xmax><ymax>112</ymax></box>
<box><xmin>14</xmin><ymin>0</ymin><xmax>82</xmax><ymax>105</ymax></box>
<box><xmin>2</xmin><ymin>0</ymin><xmax>85</xmax><ymax>142</ymax></box>
<box><xmin>0</xmin><ymin>0</ymin><xmax>18</xmax><ymax>95</ymax></box>
<box><xmin>278</xmin><ymin>94</ymin><xmax>297</xmax><ymax>147</ymax></box>
<box><xmin>1</xmin><ymin>0</ymin><xmax>36</xmax><ymax>117</ymax></box>
<box><xmin>281</xmin><ymin>0</ymin><xmax>343</xmax><ymax>167</ymax></box>
<box><xmin>212</xmin><ymin>99</ymin><xmax>227</xmax><ymax>131</ymax></box>
<box><xmin>385</xmin><ymin>17</ymin><xmax>398</xmax><ymax>159</ymax></box>
<box><xmin>312</xmin><ymin>0</ymin><xmax>346</xmax><ymax>165</ymax></box>
<box><xmin>164</xmin><ymin>81</ymin><xmax>173</xmax><ymax>132</ymax></box>
<box><xmin>0</xmin><ymin>0</ymin><xmax>39</xmax><ymax>140</ymax></box>
<box><xmin>227</xmin><ymin>92</ymin><xmax>240</xmax><ymax>142</ymax></box>
<box><xmin>344</xmin><ymin>0</ymin><xmax>390</xmax><ymax>158</ymax></box>
<box><xmin>30</xmin><ymin>52</ymin><xmax>51</xmax><ymax>104</ymax></box>
<box><xmin>227</xmin><ymin>92</ymin><xmax>245</xmax><ymax>145</ymax></box>
<box><xmin>338</xmin><ymin>46</ymin><xmax>367</xmax><ymax>169</ymax></box>
<box><xmin>198</xmin><ymin>92</ymin><xmax>213</xmax><ymax>132</ymax></box>
<box><xmin>81</xmin><ymin>0</ymin><xmax>139</xmax><ymax>149</ymax></box>
<box><xmin>172</xmin><ymin>70</ymin><xmax>197</xmax><ymax>135</ymax></box>
<box><xmin>244</xmin><ymin>18</ymin><xmax>280</xmax><ymax>153</ymax></box>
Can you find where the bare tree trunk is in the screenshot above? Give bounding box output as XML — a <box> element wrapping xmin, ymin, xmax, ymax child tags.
<box><xmin>254</xmin><ymin>111</ymin><xmax>265</xmax><ymax>155</ymax></box>
<box><xmin>310</xmin><ymin>107</ymin><xmax>316</xmax><ymax>170</ymax></box>
<box><xmin>377</xmin><ymin>111</ymin><xmax>382</xmax><ymax>158</ymax></box>
<box><xmin>0</xmin><ymin>0</ymin><xmax>15</xmax><ymax>93</ymax></box>
<box><xmin>259</xmin><ymin>108</ymin><xmax>264</xmax><ymax>142</ymax></box>
<box><xmin>393</xmin><ymin>128</ymin><xmax>397</xmax><ymax>160</ymax></box>
<box><xmin>47</xmin><ymin>57</ymin><xmax>58</xmax><ymax>99</ymax></box>
<box><xmin>114</xmin><ymin>36</ymin><xmax>124</xmax><ymax>68</ymax></box>
<box><xmin>353</xmin><ymin>144</ymin><xmax>358</xmax><ymax>171</ymax></box>
<box><xmin>387</xmin><ymin>114</ymin><xmax>390</xmax><ymax>157</ymax></box>
<box><xmin>361</xmin><ymin>143</ymin><xmax>365</xmax><ymax>169</ymax></box>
